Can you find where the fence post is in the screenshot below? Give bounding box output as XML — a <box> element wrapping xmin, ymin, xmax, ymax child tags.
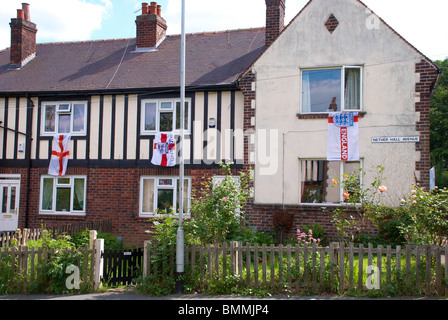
<box><xmin>89</xmin><ymin>230</ymin><xmax>97</xmax><ymax>249</ymax></box>
<box><xmin>94</xmin><ymin>238</ymin><xmax>104</xmax><ymax>290</ymax></box>
<box><xmin>143</xmin><ymin>240</ymin><xmax>150</xmax><ymax>278</ymax></box>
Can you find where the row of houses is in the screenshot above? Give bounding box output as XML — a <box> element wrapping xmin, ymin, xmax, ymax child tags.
<box><xmin>0</xmin><ymin>0</ymin><xmax>440</xmax><ymax>246</ymax></box>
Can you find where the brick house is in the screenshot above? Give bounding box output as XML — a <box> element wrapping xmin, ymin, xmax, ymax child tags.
<box><xmin>0</xmin><ymin>1</ymin><xmax>440</xmax><ymax>246</ymax></box>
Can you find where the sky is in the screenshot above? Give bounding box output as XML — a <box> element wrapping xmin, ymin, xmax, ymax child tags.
<box><xmin>0</xmin><ymin>0</ymin><xmax>447</xmax><ymax>61</ymax></box>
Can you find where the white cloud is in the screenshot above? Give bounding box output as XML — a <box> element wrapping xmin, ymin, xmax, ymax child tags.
<box><xmin>0</xmin><ymin>0</ymin><xmax>112</xmax><ymax>50</ymax></box>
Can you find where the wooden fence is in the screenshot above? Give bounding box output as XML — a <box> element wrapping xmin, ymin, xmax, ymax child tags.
<box><xmin>143</xmin><ymin>241</ymin><xmax>448</xmax><ymax>296</ymax></box>
<box><xmin>0</xmin><ymin>245</ymin><xmax>98</xmax><ymax>293</ymax></box>
<box><xmin>0</xmin><ymin>219</ymin><xmax>112</xmax><ymax>247</ymax></box>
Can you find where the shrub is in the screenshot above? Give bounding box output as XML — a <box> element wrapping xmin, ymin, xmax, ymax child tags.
<box><xmin>398</xmin><ymin>184</ymin><xmax>448</xmax><ymax>246</ymax></box>
<box><xmin>71</xmin><ymin>229</ymin><xmax>123</xmax><ymax>250</ymax></box>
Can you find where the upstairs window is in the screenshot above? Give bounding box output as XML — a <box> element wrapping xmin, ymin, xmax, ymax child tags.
<box><xmin>42</xmin><ymin>102</ymin><xmax>87</xmax><ymax>135</ymax></box>
<box><xmin>301</xmin><ymin>66</ymin><xmax>362</xmax><ymax>113</ymax></box>
<box><xmin>141</xmin><ymin>99</ymin><xmax>191</xmax><ymax>134</ymax></box>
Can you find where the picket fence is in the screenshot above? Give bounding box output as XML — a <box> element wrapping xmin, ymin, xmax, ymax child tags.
<box><xmin>143</xmin><ymin>241</ymin><xmax>448</xmax><ymax>296</ymax></box>
<box><xmin>0</xmin><ymin>245</ymin><xmax>98</xmax><ymax>292</ymax></box>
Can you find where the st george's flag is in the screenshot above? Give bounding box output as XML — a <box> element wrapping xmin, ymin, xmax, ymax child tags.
<box><xmin>48</xmin><ymin>134</ymin><xmax>71</xmax><ymax>176</ymax></box>
<box><xmin>151</xmin><ymin>132</ymin><xmax>176</xmax><ymax>167</ymax></box>
<box><xmin>327</xmin><ymin>112</ymin><xmax>359</xmax><ymax>161</ymax></box>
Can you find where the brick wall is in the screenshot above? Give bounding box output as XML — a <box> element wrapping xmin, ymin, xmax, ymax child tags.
<box><xmin>415</xmin><ymin>59</ymin><xmax>440</xmax><ymax>189</ymax></box>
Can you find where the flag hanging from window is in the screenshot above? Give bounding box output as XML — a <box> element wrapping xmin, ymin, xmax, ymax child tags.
<box><xmin>151</xmin><ymin>132</ymin><xmax>176</xmax><ymax>167</ymax></box>
<box><xmin>327</xmin><ymin>112</ymin><xmax>359</xmax><ymax>161</ymax></box>
<box><xmin>48</xmin><ymin>134</ymin><xmax>71</xmax><ymax>176</ymax></box>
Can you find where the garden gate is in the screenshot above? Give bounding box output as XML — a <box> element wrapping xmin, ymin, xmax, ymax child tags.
<box><xmin>102</xmin><ymin>248</ymin><xmax>143</xmax><ymax>286</ymax></box>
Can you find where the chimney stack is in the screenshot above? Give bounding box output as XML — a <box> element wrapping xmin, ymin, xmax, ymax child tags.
<box><xmin>136</xmin><ymin>2</ymin><xmax>167</xmax><ymax>50</ymax></box>
<box><xmin>10</xmin><ymin>3</ymin><xmax>37</xmax><ymax>68</ymax></box>
<box><xmin>265</xmin><ymin>0</ymin><xmax>285</xmax><ymax>47</ymax></box>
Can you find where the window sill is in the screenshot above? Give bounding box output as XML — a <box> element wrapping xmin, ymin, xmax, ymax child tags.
<box><xmin>39</xmin><ymin>212</ymin><xmax>86</xmax><ymax>217</ymax></box>
<box><xmin>297</xmin><ymin>111</ymin><xmax>366</xmax><ymax>120</ymax></box>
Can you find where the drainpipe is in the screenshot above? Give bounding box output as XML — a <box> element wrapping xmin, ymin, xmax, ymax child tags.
<box><xmin>24</xmin><ymin>95</ymin><xmax>33</xmax><ymax>228</ymax></box>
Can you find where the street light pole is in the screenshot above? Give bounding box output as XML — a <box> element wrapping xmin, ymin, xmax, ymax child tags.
<box><xmin>176</xmin><ymin>0</ymin><xmax>186</xmax><ymax>294</ymax></box>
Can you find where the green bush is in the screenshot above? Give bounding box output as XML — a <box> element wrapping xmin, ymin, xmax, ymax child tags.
<box><xmin>71</xmin><ymin>229</ymin><xmax>123</xmax><ymax>249</ymax></box>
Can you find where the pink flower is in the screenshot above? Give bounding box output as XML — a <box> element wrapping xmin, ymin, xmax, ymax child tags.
<box><xmin>343</xmin><ymin>192</ymin><xmax>350</xmax><ymax>200</ymax></box>
<box><xmin>332</xmin><ymin>178</ymin><xmax>338</xmax><ymax>185</ymax></box>
<box><xmin>222</xmin><ymin>197</ymin><xmax>227</xmax><ymax>202</ymax></box>
<box><xmin>412</xmin><ymin>200</ymin><xmax>417</xmax><ymax>204</ymax></box>
<box><xmin>379</xmin><ymin>185</ymin><xmax>387</xmax><ymax>193</ymax></box>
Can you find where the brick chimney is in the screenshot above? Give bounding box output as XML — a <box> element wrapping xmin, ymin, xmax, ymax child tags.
<box><xmin>265</xmin><ymin>0</ymin><xmax>285</xmax><ymax>47</ymax></box>
<box><xmin>10</xmin><ymin>3</ymin><xmax>37</xmax><ymax>68</ymax></box>
<box><xmin>135</xmin><ymin>2</ymin><xmax>167</xmax><ymax>50</ymax></box>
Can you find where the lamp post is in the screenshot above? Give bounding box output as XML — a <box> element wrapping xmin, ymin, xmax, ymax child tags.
<box><xmin>176</xmin><ymin>0</ymin><xmax>186</xmax><ymax>294</ymax></box>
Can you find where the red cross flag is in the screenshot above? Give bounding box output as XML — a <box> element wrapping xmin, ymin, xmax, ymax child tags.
<box><xmin>48</xmin><ymin>134</ymin><xmax>71</xmax><ymax>176</ymax></box>
<box><xmin>151</xmin><ymin>132</ymin><xmax>176</xmax><ymax>167</ymax></box>
<box><xmin>327</xmin><ymin>112</ymin><xmax>359</xmax><ymax>161</ymax></box>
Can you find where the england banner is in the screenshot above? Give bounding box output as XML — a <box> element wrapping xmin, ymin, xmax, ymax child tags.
<box><xmin>327</xmin><ymin>112</ymin><xmax>359</xmax><ymax>161</ymax></box>
<box><xmin>151</xmin><ymin>132</ymin><xmax>176</xmax><ymax>167</ymax></box>
<box><xmin>48</xmin><ymin>134</ymin><xmax>71</xmax><ymax>176</ymax></box>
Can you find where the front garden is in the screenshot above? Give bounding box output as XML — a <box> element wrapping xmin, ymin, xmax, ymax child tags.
<box><xmin>135</xmin><ymin>163</ymin><xmax>448</xmax><ymax>298</ymax></box>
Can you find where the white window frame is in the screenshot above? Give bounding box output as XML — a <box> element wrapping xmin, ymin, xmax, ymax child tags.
<box><xmin>41</xmin><ymin>101</ymin><xmax>87</xmax><ymax>136</ymax></box>
<box><xmin>299</xmin><ymin>159</ymin><xmax>363</xmax><ymax>205</ymax></box>
<box><xmin>139</xmin><ymin>176</ymin><xmax>191</xmax><ymax>217</ymax></box>
<box><xmin>141</xmin><ymin>98</ymin><xmax>191</xmax><ymax>135</ymax></box>
<box><xmin>300</xmin><ymin>66</ymin><xmax>362</xmax><ymax>114</ymax></box>
<box><xmin>39</xmin><ymin>175</ymin><xmax>87</xmax><ymax>216</ymax></box>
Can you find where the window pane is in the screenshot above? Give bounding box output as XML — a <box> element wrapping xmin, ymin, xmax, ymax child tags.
<box><xmin>302</xmin><ymin>69</ymin><xmax>341</xmax><ymax>113</ymax></box>
<box><xmin>73</xmin><ymin>104</ymin><xmax>85</xmax><ymax>132</ymax></box>
<box><xmin>42</xmin><ymin>178</ymin><xmax>54</xmax><ymax>210</ymax></box>
<box><xmin>9</xmin><ymin>187</ymin><xmax>16</xmax><ymax>212</ymax></box>
<box><xmin>57</xmin><ymin>178</ymin><xmax>70</xmax><ymax>185</ymax></box>
<box><xmin>58</xmin><ymin>114</ymin><xmax>71</xmax><ymax>133</ymax></box>
<box><xmin>176</xmin><ymin>102</ymin><xmax>189</xmax><ymax>130</ymax></box>
<box><xmin>45</xmin><ymin>105</ymin><xmax>56</xmax><ymax>132</ymax></box>
<box><xmin>142</xmin><ymin>179</ymin><xmax>155</xmax><ymax>213</ymax></box>
<box><xmin>2</xmin><ymin>186</ymin><xmax>7</xmax><ymax>213</ymax></box>
<box><xmin>144</xmin><ymin>102</ymin><xmax>156</xmax><ymax>131</ymax></box>
<box><xmin>157</xmin><ymin>189</ymin><xmax>174</xmax><ymax>213</ymax></box>
<box><xmin>56</xmin><ymin>187</ymin><xmax>71</xmax><ymax>212</ymax></box>
<box><xmin>160</xmin><ymin>112</ymin><xmax>173</xmax><ymax>131</ymax></box>
<box><xmin>160</xmin><ymin>102</ymin><xmax>172</xmax><ymax>110</ymax></box>
<box><xmin>177</xmin><ymin>179</ymin><xmax>189</xmax><ymax>213</ymax></box>
<box><xmin>344</xmin><ymin>68</ymin><xmax>361</xmax><ymax>110</ymax></box>
<box><xmin>300</xmin><ymin>160</ymin><xmax>340</xmax><ymax>203</ymax></box>
<box><xmin>73</xmin><ymin>178</ymin><xmax>85</xmax><ymax>211</ymax></box>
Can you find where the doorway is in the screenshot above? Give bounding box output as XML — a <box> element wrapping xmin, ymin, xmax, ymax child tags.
<box><xmin>0</xmin><ymin>175</ymin><xmax>21</xmax><ymax>232</ymax></box>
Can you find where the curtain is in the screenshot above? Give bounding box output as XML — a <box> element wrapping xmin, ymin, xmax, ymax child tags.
<box><xmin>73</xmin><ymin>178</ymin><xmax>85</xmax><ymax>211</ymax></box>
<box><xmin>142</xmin><ymin>178</ymin><xmax>155</xmax><ymax>213</ymax></box>
<box><xmin>42</xmin><ymin>178</ymin><xmax>53</xmax><ymax>210</ymax></box>
<box><xmin>344</xmin><ymin>68</ymin><xmax>360</xmax><ymax>109</ymax></box>
<box><xmin>301</xmin><ymin>71</ymin><xmax>311</xmax><ymax>113</ymax></box>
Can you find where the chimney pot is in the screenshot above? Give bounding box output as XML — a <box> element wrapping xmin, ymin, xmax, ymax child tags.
<box><xmin>157</xmin><ymin>5</ymin><xmax>162</xmax><ymax>16</ymax></box>
<box><xmin>149</xmin><ymin>2</ymin><xmax>157</xmax><ymax>15</ymax></box>
<box><xmin>142</xmin><ymin>3</ymin><xmax>148</xmax><ymax>15</ymax></box>
<box><xmin>17</xmin><ymin>9</ymin><xmax>24</xmax><ymax>19</ymax></box>
<box><xmin>22</xmin><ymin>3</ymin><xmax>30</xmax><ymax>21</ymax></box>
